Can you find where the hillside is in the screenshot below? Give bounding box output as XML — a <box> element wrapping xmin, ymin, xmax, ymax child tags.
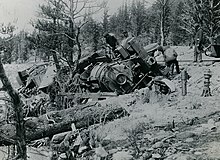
<box><xmin>1</xmin><ymin>46</ymin><xmax>220</xmax><ymax>160</ymax></box>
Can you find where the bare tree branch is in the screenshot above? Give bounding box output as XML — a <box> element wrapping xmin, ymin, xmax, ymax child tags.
<box><xmin>47</xmin><ymin>32</ymin><xmax>76</xmax><ymax>41</ymax></box>
<box><xmin>0</xmin><ymin>97</ymin><xmax>12</xmax><ymax>103</ymax></box>
<box><xmin>72</xmin><ymin>0</ymin><xmax>81</xmax><ymax>13</ymax></box>
<box><xmin>214</xmin><ymin>1</ymin><xmax>220</xmax><ymax>9</ymax></box>
<box><xmin>179</xmin><ymin>26</ymin><xmax>192</xmax><ymax>34</ymax></box>
<box><xmin>0</xmin><ymin>87</ymin><xmax>6</xmax><ymax>91</ymax></box>
<box><xmin>72</xmin><ymin>1</ymin><xmax>87</xmax><ymax>18</ymax></box>
<box><xmin>0</xmin><ymin>134</ymin><xmax>15</xmax><ymax>145</ymax></box>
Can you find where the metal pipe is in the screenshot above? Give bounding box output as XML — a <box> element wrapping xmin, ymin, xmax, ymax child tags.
<box><xmin>181</xmin><ymin>70</ymin><xmax>188</xmax><ymax>96</ymax></box>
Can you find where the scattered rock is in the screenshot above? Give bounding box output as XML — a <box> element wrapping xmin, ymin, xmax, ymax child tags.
<box><xmin>95</xmin><ymin>144</ymin><xmax>108</xmax><ymax>158</ymax></box>
<box><xmin>59</xmin><ymin>153</ymin><xmax>67</xmax><ymax>159</ymax></box>
<box><xmin>175</xmin><ymin>143</ymin><xmax>191</xmax><ymax>152</ymax></box>
<box><xmin>147</xmin><ymin>147</ymin><xmax>154</xmax><ymax>151</ymax></box>
<box><xmin>185</xmin><ymin>138</ymin><xmax>194</xmax><ymax>143</ymax></box>
<box><xmin>192</xmin><ymin>127</ymin><xmax>205</xmax><ymax>135</ymax></box>
<box><xmin>102</xmin><ymin>139</ymin><xmax>112</xmax><ymax>146</ymax></box>
<box><xmin>152</xmin><ymin>141</ymin><xmax>164</xmax><ymax>149</ymax></box>
<box><xmin>176</xmin><ymin>131</ymin><xmax>196</xmax><ymax>140</ymax></box>
<box><xmin>108</xmin><ymin>149</ymin><xmax>118</xmax><ymax>154</ymax></box>
<box><xmin>117</xmin><ymin>147</ymin><xmax>122</xmax><ymax>151</ymax></box>
<box><xmin>194</xmin><ymin>151</ymin><xmax>203</xmax><ymax>156</ymax></box>
<box><xmin>128</xmin><ymin>149</ymin><xmax>137</xmax><ymax>155</ymax></box>
<box><xmin>165</xmin><ymin>153</ymin><xmax>196</xmax><ymax>160</ymax></box>
<box><xmin>153</xmin><ymin>130</ymin><xmax>170</xmax><ymax>142</ymax></box>
<box><xmin>51</xmin><ymin>131</ymin><xmax>70</xmax><ymax>144</ymax></box>
<box><xmin>164</xmin><ymin>147</ymin><xmax>177</xmax><ymax>156</ymax></box>
<box><xmin>207</xmin><ymin>119</ymin><xmax>217</xmax><ymax>131</ymax></box>
<box><xmin>142</xmin><ymin>152</ymin><xmax>152</xmax><ymax>159</ymax></box>
<box><xmin>139</xmin><ymin>147</ymin><xmax>147</xmax><ymax>152</ymax></box>
<box><xmin>138</xmin><ymin>155</ymin><xmax>144</xmax><ymax>160</ymax></box>
<box><xmin>144</xmin><ymin>134</ymin><xmax>152</xmax><ymax>140</ymax></box>
<box><xmin>215</xmin><ymin>121</ymin><xmax>220</xmax><ymax>127</ymax></box>
<box><xmin>152</xmin><ymin>153</ymin><xmax>161</xmax><ymax>159</ymax></box>
<box><xmin>112</xmin><ymin>151</ymin><xmax>133</xmax><ymax>160</ymax></box>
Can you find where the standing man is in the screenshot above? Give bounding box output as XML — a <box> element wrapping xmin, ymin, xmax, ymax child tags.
<box><xmin>155</xmin><ymin>45</ymin><xmax>180</xmax><ymax>75</ymax></box>
<box><xmin>194</xmin><ymin>24</ymin><xmax>204</xmax><ymax>62</ymax></box>
<box><xmin>103</xmin><ymin>33</ymin><xmax>119</xmax><ymax>51</ymax></box>
<box><xmin>121</xmin><ymin>31</ymin><xmax>135</xmax><ymax>55</ymax></box>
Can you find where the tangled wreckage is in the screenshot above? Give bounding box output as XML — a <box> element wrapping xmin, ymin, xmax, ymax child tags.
<box><xmin>17</xmin><ymin>37</ymin><xmax>175</xmax><ymax>106</ymax></box>
<box><xmin>1</xmin><ymin>35</ymin><xmax>220</xmax><ymax>160</ymax></box>
<box><xmin>0</xmin><ymin>37</ymin><xmax>178</xmax><ymax>158</ymax></box>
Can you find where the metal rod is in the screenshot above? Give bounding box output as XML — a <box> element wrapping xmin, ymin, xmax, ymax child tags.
<box><xmin>181</xmin><ymin>70</ymin><xmax>188</xmax><ymax>96</ymax></box>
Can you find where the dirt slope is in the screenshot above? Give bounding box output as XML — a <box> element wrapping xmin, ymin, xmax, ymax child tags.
<box><xmin>92</xmin><ymin>46</ymin><xmax>220</xmax><ymax>159</ymax></box>
<box><xmin>1</xmin><ymin>46</ymin><xmax>220</xmax><ymax>159</ymax></box>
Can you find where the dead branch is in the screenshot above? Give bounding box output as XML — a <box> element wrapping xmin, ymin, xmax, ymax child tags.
<box><xmin>0</xmin><ymin>102</ymin><xmax>129</xmax><ymax>145</ymax></box>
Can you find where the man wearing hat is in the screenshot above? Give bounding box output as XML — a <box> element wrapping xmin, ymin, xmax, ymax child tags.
<box><xmin>194</xmin><ymin>24</ymin><xmax>204</xmax><ymax>62</ymax></box>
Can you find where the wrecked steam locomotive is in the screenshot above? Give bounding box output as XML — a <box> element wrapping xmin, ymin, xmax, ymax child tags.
<box><xmin>76</xmin><ymin>37</ymin><xmax>172</xmax><ymax>95</ymax></box>
<box><xmin>17</xmin><ymin>37</ymin><xmax>174</xmax><ymax>104</ymax></box>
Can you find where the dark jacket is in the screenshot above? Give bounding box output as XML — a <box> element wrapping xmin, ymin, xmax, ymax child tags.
<box><xmin>105</xmin><ymin>33</ymin><xmax>119</xmax><ymax>50</ymax></box>
<box><xmin>195</xmin><ymin>28</ymin><xmax>203</xmax><ymax>47</ymax></box>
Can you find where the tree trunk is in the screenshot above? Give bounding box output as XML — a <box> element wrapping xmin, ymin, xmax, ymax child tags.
<box><xmin>0</xmin><ymin>59</ymin><xmax>27</xmax><ymax>159</ymax></box>
<box><xmin>160</xmin><ymin>6</ymin><xmax>165</xmax><ymax>46</ymax></box>
<box><xmin>160</xmin><ymin>18</ymin><xmax>164</xmax><ymax>46</ymax></box>
<box><xmin>68</xmin><ymin>18</ymin><xmax>75</xmax><ymax>68</ymax></box>
<box><xmin>0</xmin><ymin>102</ymin><xmax>129</xmax><ymax>145</ymax></box>
<box><xmin>51</xmin><ymin>50</ymin><xmax>61</xmax><ymax>71</ymax></box>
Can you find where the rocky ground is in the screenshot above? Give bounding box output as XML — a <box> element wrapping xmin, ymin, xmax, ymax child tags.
<box><xmin>1</xmin><ymin>46</ymin><xmax>220</xmax><ymax>160</ymax></box>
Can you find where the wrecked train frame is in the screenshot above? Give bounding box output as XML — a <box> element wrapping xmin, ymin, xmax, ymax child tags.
<box><xmin>55</xmin><ymin>37</ymin><xmax>173</xmax><ymax>104</ymax></box>
<box><xmin>17</xmin><ymin>38</ymin><xmax>173</xmax><ymax>105</ymax></box>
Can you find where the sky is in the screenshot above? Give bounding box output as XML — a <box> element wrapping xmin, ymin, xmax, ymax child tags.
<box><xmin>0</xmin><ymin>0</ymin><xmax>41</xmax><ymax>32</ymax></box>
<box><xmin>0</xmin><ymin>0</ymin><xmax>155</xmax><ymax>33</ymax></box>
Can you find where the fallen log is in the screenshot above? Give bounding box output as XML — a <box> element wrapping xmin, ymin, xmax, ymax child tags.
<box><xmin>0</xmin><ymin>101</ymin><xmax>129</xmax><ymax>146</ymax></box>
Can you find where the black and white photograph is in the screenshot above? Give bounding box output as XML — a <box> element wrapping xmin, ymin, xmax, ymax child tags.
<box><xmin>0</xmin><ymin>0</ymin><xmax>220</xmax><ymax>159</ymax></box>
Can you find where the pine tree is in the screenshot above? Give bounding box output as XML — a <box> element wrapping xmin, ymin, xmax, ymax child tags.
<box><xmin>152</xmin><ymin>0</ymin><xmax>172</xmax><ymax>45</ymax></box>
<box><xmin>109</xmin><ymin>2</ymin><xmax>131</xmax><ymax>36</ymax></box>
<box><xmin>171</xmin><ymin>1</ymin><xmax>190</xmax><ymax>45</ymax></box>
<box><xmin>130</xmin><ymin>0</ymin><xmax>147</xmax><ymax>36</ymax></box>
